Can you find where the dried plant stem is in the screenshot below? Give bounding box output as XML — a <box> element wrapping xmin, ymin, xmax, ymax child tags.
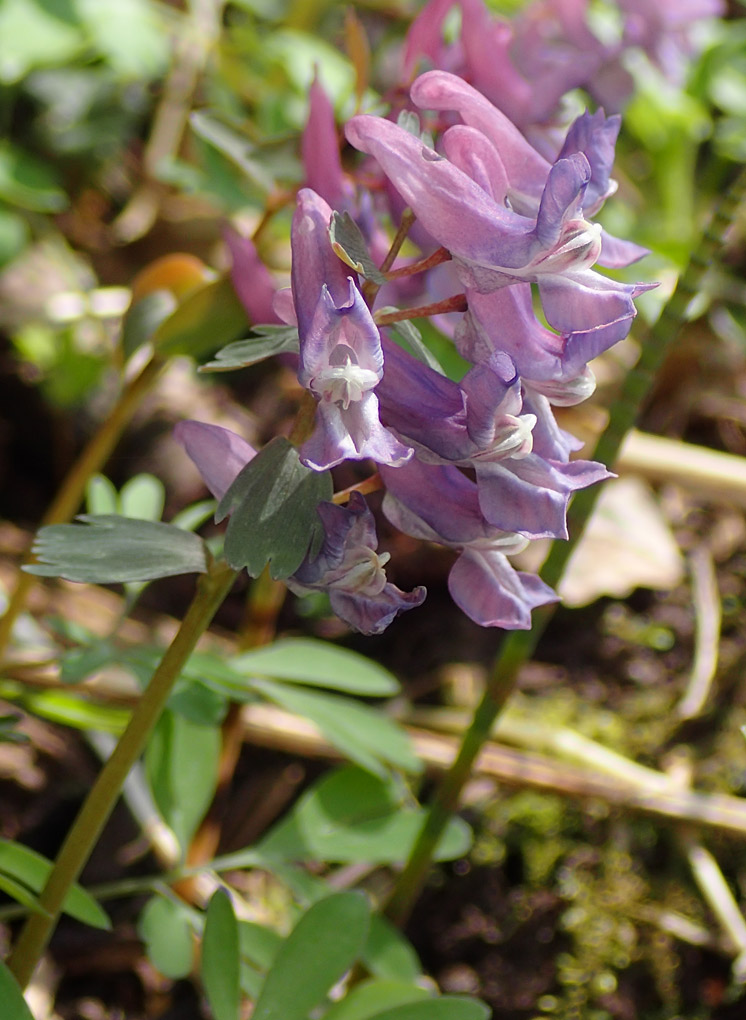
<box><xmin>385</xmin><ymin>168</ymin><xmax>746</xmax><ymax>928</ymax></box>
<box><xmin>6</xmin><ymin>559</ymin><xmax>237</xmax><ymax>989</ymax></box>
<box><xmin>0</xmin><ymin>357</ymin><xmax>165</xmax><ymax>660</ymax></box>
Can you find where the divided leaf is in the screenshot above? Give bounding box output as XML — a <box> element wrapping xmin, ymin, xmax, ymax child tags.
<box><xmin>26</xmin><ymin>515</ymin><xmax>208</xmax><ymax>583</ymax></box>
<box><xmin>217</xmin><ymin>437</ymin><xmax>332</xmax><ymax>579</ymax></box>
<box><xmin>200</xmin><ymin>325</ymin><xmax>300</xmax><ymax>373</ymax></box>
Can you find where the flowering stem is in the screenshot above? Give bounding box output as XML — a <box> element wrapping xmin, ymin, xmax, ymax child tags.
<box><xmin>0</xmin><ymin>356</ymin><xmax>165</xmax><ymax>660</ymax></box>
<box><xmin>383</xmin><ymin>245</ymin><xmax>451</xmax><ymax>280</ymax></box>
<box><xmin>332</xmin><ymin>473</ymin><xmax>383</xmax><ymax>504</ymax></box>
<box><xmin>385</xmin><ymin>169</ymin><xmax>746</xmax><ymax>928</ymax></box>
<box><xmin>6</xmin><ymin>557</ymin><xmax>238</xmax><ymax>988</ymax></box>
<box><xmin>362</xmin><ymin>208</ymin><xmax>416</xmax><ymax>306</ymax></box>
<box><xmin>374</xmin><ymin>293</ymin><xmax>467</xmax><ymax>325</ymax></box>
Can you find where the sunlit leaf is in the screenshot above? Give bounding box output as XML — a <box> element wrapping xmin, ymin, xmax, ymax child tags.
<box><xmin>26</xmin><ymin>515</ymin><xmax>208</xmax><ymax>583</ymax></box>
<box><xmin>231</xmin><ymin>639</ymin><xmax>399</xmax><ymax>695</ymax></box>
<box><xmin>252</xmin><ymin>679</ymin><xmax>420</xmax><ymax>776</ymax></box>
<box><xmin>0</xmin><ymin>840</ymin><xmax>110</xmax><ymax>929</ymax></box>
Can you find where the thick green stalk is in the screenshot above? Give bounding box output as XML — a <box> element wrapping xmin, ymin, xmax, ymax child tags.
<box><xmin>0</xmin><ymin>357</ymin><xmax>165</xmax><ymax>658</ymax></box>
<box><xmin>6</xmin><ymin>558</ymin><xmax>237</xmax><ymax>988</ymax></box>
<box><xmin>385</xmin><ymin>170</ymin><xmax>746</xmax><ymax>928</ymax></box>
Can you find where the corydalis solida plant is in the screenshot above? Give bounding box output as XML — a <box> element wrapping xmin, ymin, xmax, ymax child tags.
<box><xmin>179</xmin><ymin>68</ymin><xmax>653</xmax><ymax>635</ymax></box>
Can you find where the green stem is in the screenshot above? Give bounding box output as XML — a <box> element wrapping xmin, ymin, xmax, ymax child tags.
<box><xmin>385</xmin><ymin>168</ymin><xmax>746</xmax><ymax>929</ymax></box>
<box><xmin>0</xmin><ymin>357</ymin><xmax>165</xmax><ymax>659</ymax></box>
<box><xmin>6</xmin><ymin>558</ymin><xmax>237</xmax><ymax>988</ymax></box>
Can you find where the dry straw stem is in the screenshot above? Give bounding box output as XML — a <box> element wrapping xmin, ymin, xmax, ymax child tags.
<box><xmin>239</xmin><ymin>702</ymin><xmax>746</xmax><ymax>841</ymax></box>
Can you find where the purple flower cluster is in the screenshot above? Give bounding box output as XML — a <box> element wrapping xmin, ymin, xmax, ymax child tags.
<box><xmin>404</xmin><ymin>0</ymin><xmax>724</xmax><ymax>130</ymax></box>
<box><xmin>179</xmin><ymin>59</ymin><xmax>657</xmax><ymax>635</ymax></box>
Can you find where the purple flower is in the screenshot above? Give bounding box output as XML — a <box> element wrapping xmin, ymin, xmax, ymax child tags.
<box><xmin>345</xmin><ymin>74</ymin><xmax>651</xmax><ymax>342</ymax></box>
<box><xmin>224</xmin><ymin>229</ymin><xmax>281</xmax><ymax>325</ymax></box>
<box><xmin>377</xmin><ymin>339</ymin><xmax>609</xmax><ymax>539</ymax></box>
<box><xmin>288</xmin><ymin>492</ymin><xmax>426</xmax><ymax>634</ymax></box>
<box><xmin>380</xmin><ymin>459</ymin><xmax>557</xmax><ymax>629</ymax></box>
<box><xmin>174</xmin><ymin>420</ymin><xmax>424</xmax><ymax>634</ymax></box>
<box><xmin>290</xmin><ymin>188</ymin><xmax>412</xmax><ymax>471</ymax></box>
<box><xmin>302</xmin><ymin>72</ymin><xmax>355</xmax><ymax>209</ymax></box>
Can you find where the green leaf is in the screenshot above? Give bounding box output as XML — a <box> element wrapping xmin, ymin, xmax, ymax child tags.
<box><xmin>119</xmin><ymin>474</ymin><xmax>165</xmax><ymax>522</ymax></box>
<box><xmin>231</xmin><ymin>639</ymin><xmax>399</xmax><ymax>695</ymax></box>
<box><xmin>21</xmin><ymin>690</ymin><xmax>129</xmax><ymax>734</ymax></box>
<box><xmin>0</xmin><ymin>142</ymin><xmax>68</xmax><ymax>212</ymax></box>
<box><xmin>363</xmin><ymin>916</ymin><xmax>422</xmax><ymax>983</ymax></box>
<box><xmin>190</xmin><ymin>110</ymin><xmax>276</xmax><ymax>193</ymax></box>
<box><xmin>388</xmin><ymin>319</ymin><xmax>445</xmax><ymax>376</ymax></box>
<box><xmin>367</xmin><ymin>997</ymin><xmax>490</xmax><ymax>1020</ymax></box>
<box><xmin>153</xmin><ymin>276</ymin><xmax>249</xmax><ymax>359</ymax></box>
<box><xmin>138</xmin><ymin>895</ymin><xmax>194</xmax><ymax>979</ymax></box>
<box><xmin>86</xmin><ymin>474</ymin><xmax>119</xmax><ymax>515</ymax></box>
<box><xmin>59</xmin><ymin>638</ymin><xmax>118</xmax><ymax>684</ymax></box>
<box><xmin>202</xmin><ymin>889</ymin><xmax>240</xmax><ymax>1020</ymax></box>
<box><xmin>252</xmin><ymin>679</ymin><xmax>420</xmax><ymax>776</ymax></box>
<box><xmin>121</xmin><ymin>291</ymin><xmax>178</xmax><ymax>359</ymax></box>
<box><xmin>199</xmin><ymin>326</ymin><xmax>300</xmax><ymax>373</ymax></box>
<box><xmin>145</xmin><ymin>710</ymin><xmax>221</xmax><ymax>854</ymax></box>
<box><xmin>217</xmin><ymin>437</ymin><xmax>333</xmax><ymax>579</ymax></box>
<box><xmin>0</xmin><ymin>839</ymin><xmax>110</xmax><ymax>929</ymax></box>
<box><xmin>238</xmin><ymin>920</ymin><xmax>283</xmax><ymax>970</ymax></box>
<box><xmin>323</xmin><ymin>980</ymin><xmax>431</xmax><ymax>1020</ymax></box>
<box><xmin>75</xmin><ymin>0</ymin><xmax>169</xmax><ymax>79</ymax></box>
<box><xmin>0</xmin><ymin>959</ymin><xmax>35</xmax><ymax>1020</ymax></box>
<box><xmin>0</xmin><ymin>0</ymin><xmax>83</xmax><ymax>84</ymax></box>
<box><xmin>26</xmin><ymin>515</ymin><xmax>208</xmax><ymax>583</ymax></box>
<box><xmin>0</xmin><ymin>872</ymin><xmax>47</xmax><ymax>914</ymax></box>
<box><xmin>329</xmin><ymin>211</ymin><xmax>386</xmax><ymax>284</ymax></box>
<box><xmin>256</xmin><ymin>767</ymin><xmax>471</xmax><ymax>865</ymax></box>
<box><xmin>253</xmin><ymin>893</ymin><xmax>370</xmax><ymax>1020</ymax></box>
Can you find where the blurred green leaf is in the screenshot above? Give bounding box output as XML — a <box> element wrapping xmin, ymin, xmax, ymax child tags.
<box><xmin>217</xmin><ymin>437</ymin><xmax>333</xmax><ymax>579</ymax></box>
<box><xmin>145</xmin><ymin>709</ymin><xmax>221</xmax><ymax>854</ymax></box>
<box><xmin>86</xmin><ymin>474</ymin><xmax>119</xmax><ymax>515</ymax></box>
<box><xmin>239</xmin><ymin>920</ymin><xmax>283</xmax><ymax>970</ymax></box>
<box><xmin>0</xmin><ymin>207</ymin><xmax>29</xmax><ymax>267</ymax></box>
<box><xmin>190</xmin><ymin>110</ymin><xmax>276</xmax><ymax>196</ymax></box>
<box><xmin>255</xmin><ymin>766</ymin><xmax>471</xmax><ymax>865</ymax></box>
<box><xmin>153</xmin><ymin>276</ymin><xmax>249</xmax><ymax>359</ymax></box>
<box><xmin>253</xmin><ymin>893</ymin><xmax>370</xmax><ymax>1020</ymax></box>
<box><xmin>202</xmin><ymin>890</ymin><xmax>241</xmax><ymax>1020</ymax></box>
<box><xmin>121</xmin><ymin>291</ymin><xmax>178</xmax><ymax>360</ymax></box>
<box><xmin>363</xmin><ymin>916</ymin><xmax>422</xmax><ymax>983</ymax></box>
<box><xmin>138</xmin><ymin>895</ymin><xmax>194</xmax><ymax>979</ymax></box>
<box><xmin>0</xmin><ymin>839</ymin><xmax>110</xmax><ymax>929</ymax></box>
<box><xmin>367</xmin><ymin>998</ymin><xmax>490</xmax><ymax>1020</ymax></box>
<box><xmin>324</xmin><ymin>980</ymin><xmax>431</xmax><ymax>1020</ymax></box>
<box><xmin>0</xmin><ymin>0</ymin><xmax>83</xmax><ymax>83</ymax></box>
<box><xmin>231</xmin><ymin>638</ymin><xmax>399</xmax><ymax>695</ymax></box>
<box><xmin>20</xmin><ymin>690</ymin><xmax>129</xmax><ymax>734</ymax></box>
<box><xmin>0</xmin><ymin>142</ymin><xmax>68</xmax><ymax>212</ymax></box>
<box><xmin>0</xmin><ymin>959</ymin><xmax>35</xmax><ymax>1020</ymax></box>
<box><xmin>26</xmin><ymin>515</ymin><xmax>208</xmax><ymax>583</ymax></box>
<box><xmin>119</xmin><ymin>474</ymin><xmax>165</xmax><ymax>522</ymax></box>
<box><xmin>252</xmin><ymin>679</ymin><xmax>420</xmax><ymax>776</ymax></box>
<box><xmin>75</xmin><ymin>0</ymin><xmax>169</xmax><ymax>79</ymax></box>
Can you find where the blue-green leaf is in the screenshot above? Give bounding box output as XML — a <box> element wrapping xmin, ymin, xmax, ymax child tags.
<box><xmin>217</xmin><ymin>438</ymin><xmax>333</xmax><ymax>579</ymax></box>
<box><xmin>202</xmin><ymin>889</ymin><xmax>240</xmax><ymax>1020</ymax></box>
<box><xmin>26</xmin><ymin>515</ymin><xmax>208</xmax><ymax>583</ymax></box>
<box><xmin>199</xmin><ymin>326</ymin><xmax>300</xmax><ymax>373</ymax></box>
<box><xmin>329</xmin><ymin>212</ymin><xmax>386</xmax><ymax>284</ymax></box>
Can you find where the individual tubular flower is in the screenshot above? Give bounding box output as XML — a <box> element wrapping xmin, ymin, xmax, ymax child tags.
<box><xmin>224</xmin><ymin>229</ymin><xmax>281</xmax><ymax>325</ymax></box>
<box><xmin>173</xmin><ymin>420</ymin><xmax>423</xmax><ymax>635</ymax></box>
<box><xmin>377</xmin><ymin>339</ymin><xmax>609</xmax><ymax>539</ymax></box>
<box><xmin>290</xmin><ymin>188</ymin><xmax>412</xmax><ymax>471</ymax></box>
<box><xmin>380</xmin><ymin>459</ymin><xmax>557</xmax><ymax>629</ymax></box>
<box><xmin>302</xmin><ymin>71</ymin><xmax>355</xmax><ymax>209</ymax></box>
<box><xmin>288</xmin><ymin>492</ymin><xmax>426</xmax><ymax>635</ymax></box>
